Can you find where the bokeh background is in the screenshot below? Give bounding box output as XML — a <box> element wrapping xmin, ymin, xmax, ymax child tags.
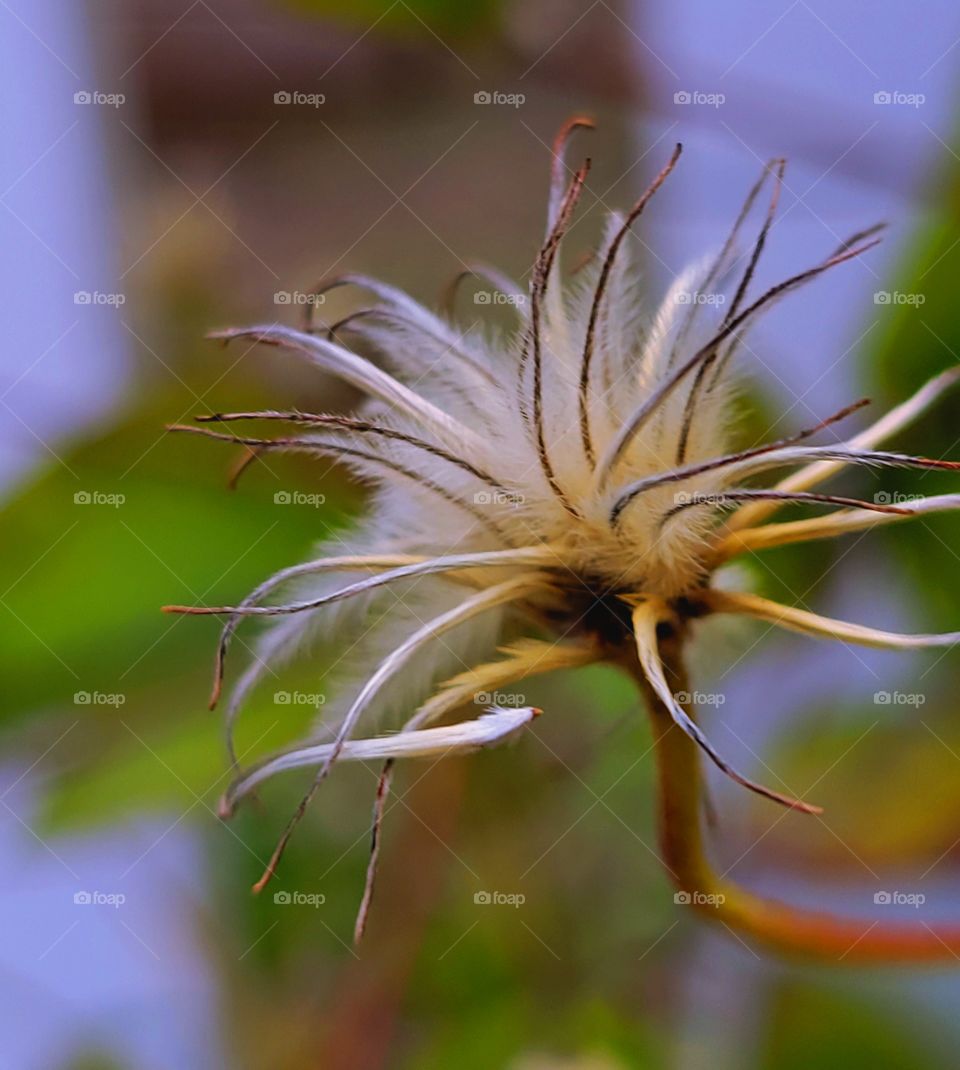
<box><xmin>4</xmin><ymin>1</ymin><xmax>960</xmax><ymax>1067</ymax></box>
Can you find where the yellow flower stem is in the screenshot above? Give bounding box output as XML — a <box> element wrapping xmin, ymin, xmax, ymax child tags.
<box><xmin>632</xmin><ymin>633</ymin><xmax>960</xmax><ymax>964</ymax></box>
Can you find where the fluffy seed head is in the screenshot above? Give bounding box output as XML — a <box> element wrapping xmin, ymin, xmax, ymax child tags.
<box><xmin>168</xmin><ymin>119</ymin><xmax>960</xmax><ymax>954</ymax></box>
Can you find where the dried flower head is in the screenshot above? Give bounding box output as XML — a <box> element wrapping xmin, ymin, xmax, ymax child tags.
<box><xmin>168</xmin><ymin>118</ymin><xmax>960</xmax><ymax>958</ymax></box>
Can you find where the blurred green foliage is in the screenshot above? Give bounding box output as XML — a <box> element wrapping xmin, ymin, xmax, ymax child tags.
<box><xmin>868</xmin><ymin>173</ymin><xmax>960</xmax><ymax>632</ymax></box>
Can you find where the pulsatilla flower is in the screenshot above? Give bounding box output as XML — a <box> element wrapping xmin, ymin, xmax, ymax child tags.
<box><xmin>168</xmin><ymin>118</ymin><xmax>960</xmax><ymax>958</ymax></box>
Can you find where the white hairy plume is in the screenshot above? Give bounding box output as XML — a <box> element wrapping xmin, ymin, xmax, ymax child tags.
<box><xmin>167</xmin><ymin>118</ymin><xmax>960</xmax><ymax>942</ymax></box>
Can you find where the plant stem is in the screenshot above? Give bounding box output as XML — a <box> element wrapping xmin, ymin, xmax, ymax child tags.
<box><xmin>634</xmin><ymin>632</ymin><xmax>960</xmax><ymax>964</ymax></box>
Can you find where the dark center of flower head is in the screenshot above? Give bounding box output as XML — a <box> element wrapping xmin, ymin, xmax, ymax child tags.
<box><xmin>577</xmin><ymin>586</ymin><xmax>636</xmax><ymax>647</ymax></box>
<box><xmin>554</xmin><ymin>578</ymin><xmax>709</xmax><ymax>652</ymax></box>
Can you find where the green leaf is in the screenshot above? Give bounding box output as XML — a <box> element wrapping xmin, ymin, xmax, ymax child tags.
<box><xmin>0</xmin><ymin>396</ymin><xmax>355</xmax><ymax>720</ymax></box>
<box><xmin>865</xmin><ymin>152</ymin><xmax>960</xmax><ymax>631</ymax></box>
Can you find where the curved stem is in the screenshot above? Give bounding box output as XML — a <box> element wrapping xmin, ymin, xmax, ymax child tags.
<box><xmin>633</xmin><ymin>636</ymin><xmax>960</xmax><ymax>964</ymax></box>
